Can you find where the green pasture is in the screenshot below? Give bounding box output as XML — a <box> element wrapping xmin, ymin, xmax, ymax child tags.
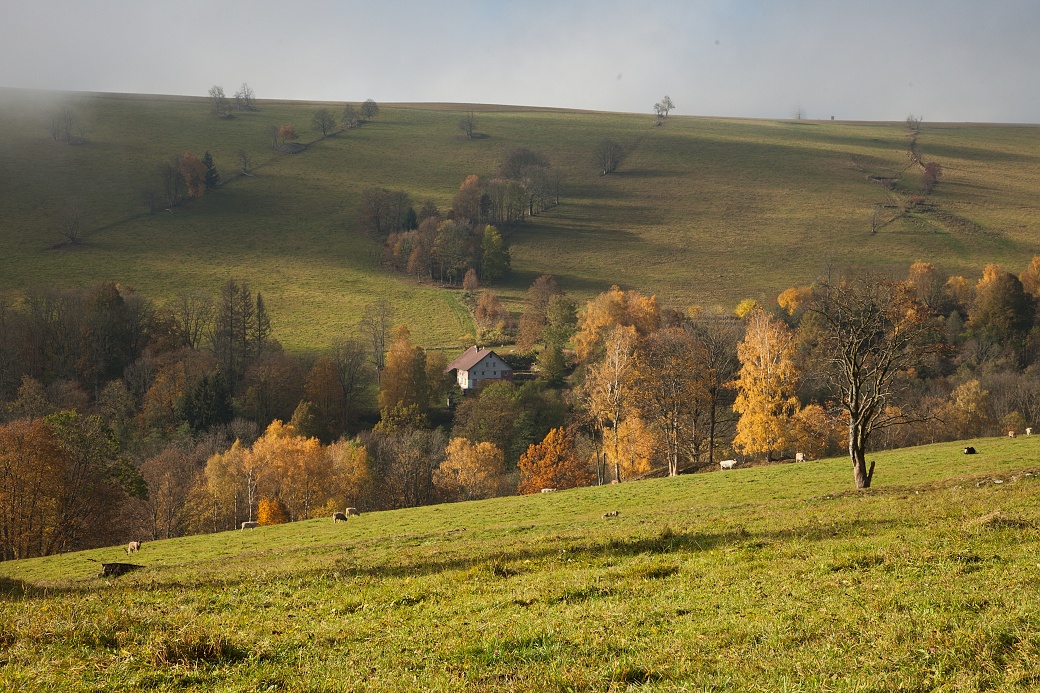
<box><xmin>1</xmin><ymin>89</ymin><xmax>1039</xmax><ymax>351</ymax></box>
<box><xmin>2</xmin><ymin>435</ymin><xmax>1040</xmax><ymax>690</ymax></box>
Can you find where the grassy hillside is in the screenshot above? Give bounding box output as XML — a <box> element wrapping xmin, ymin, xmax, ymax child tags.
<box><xmin>3</xmin><ymin>436</ymin><xmax>1040</xmax><ymax>690</ymax></box>
<box><xmin>2</xmin><ymin>89</ymin><xmax>1039</xmax><ymax>351</ymax></box>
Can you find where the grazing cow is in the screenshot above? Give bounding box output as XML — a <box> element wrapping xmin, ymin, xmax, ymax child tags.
<box><xmin>1027</xmin><ymin>428</ymin><xmax>1033</xmax><ymax>436</ymax></box>
<box><xmin>345</xmin><ymin>507</ymin><xmax>360</xmax><ymax>516</ymax></box>
<box><xmin>795</xmin><ymin>452</ymin><xmax>806</xmax><ymax>462</ymax></box>
<box><xmin>125</xmin><ymin>541</ymin><xmax>142</xmax><ymax>555</ymax></box>
<box><xmin>720</xmin><ymin>460</ymin><xmax>738</xmax><ymax>470</ymax></box>
<box><xmin>540</xmin><ymin>488</ymin><xmax>556</xmax><ymax>493</ymax></box>
<box><xmin>963</xmin><ymin>446</ymin><xmax>977</xmax><ymax>455</ymax></box>
<box><xmin>241</xmin><ymin>521</ymin><xmax>259</xmax><ymax>530</ymax></box>
<box><xmin>333</xmin><ymin>512</ymin><xmax>348</xmax><ymax>522</ymax></box>
<box><xmin>1009</xmin><ymin>430</ymin><xmax>1017</xmax><ymax>438</ymax></box>
<box><xmin>602</xmin><ymin>510</ymin><xmax>619</xmax><ymax>519</ymax></box>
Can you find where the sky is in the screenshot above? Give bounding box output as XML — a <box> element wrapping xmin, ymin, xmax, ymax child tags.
<box><xmin>2</xmin><ymin>0</ymin><xmax>1038</xmax><ymax>123</ymax></box>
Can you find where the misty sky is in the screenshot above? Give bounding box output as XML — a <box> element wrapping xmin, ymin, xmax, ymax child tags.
<box><xmin>2</xmin><ymin>0</ymin><xmax>1038</xmax><ymax>122</ymax></box>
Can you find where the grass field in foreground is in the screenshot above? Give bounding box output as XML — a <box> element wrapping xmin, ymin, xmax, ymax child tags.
<box><xmin>2</xmin><ymin>435</ymin><xmax>1040</xmax><ymax>691</ymax></box>
<box><xmin>1</xmin><ymin>89</ymin><xmax>1039</xmax><ymax>351</ymax></box>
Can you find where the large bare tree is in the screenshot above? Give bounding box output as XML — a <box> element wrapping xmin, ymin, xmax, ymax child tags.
<box><xmin>807</xmin><ymin>275</ymin><xmax>943</xmax><ymax>488</ymax></box>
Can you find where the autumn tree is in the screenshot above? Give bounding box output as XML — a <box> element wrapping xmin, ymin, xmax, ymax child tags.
<box><xmin>807</xmin><ymin>275</ymin><xmax>943</xmax><ymax>488</ymax></box>
<box><xmin>0</xmin><ymin>419</ymin><xmax>70</xmax><ymax>559</ymax></box>
<box><xmin>573</xmin><ymin>285</ymin><xmax>660</xmax><ymax>361</ymax></box>
<box><xmin>581</xmin><ymin>325</ymin><xmax>638</xmax><ymax>483</ymax></box>
<box><xmin>968</xmin><ymin>264</ymin><xmax>1034</xmax><ymax>353</ymax></box>
<box><xmin>312</xmin><ymin>108</ymin><xmax>337</xmax><ymax>136</ymax></box>
<box><xmin>731</xmin><ymin>309</ymin><xmax>799</xmax><ymax>462</ymax></box>
<box><xmin>462</xmin><ymin>269</ymin><xmax>479</xmax><ymax>293</ymax></box>
<box><xmin>433</xmin><ymin>437</ymin><xmax>505</xmax><ymax>501</ymax></box>
<box><xmin>517</xmin><ymin>427</ymin><xmax>593</xmax><ymax>494</ymax></box>
<box><xmin>277</xmin><ymin>124</ymin><xmax>299</xmax><ymax>145</ymax></box>
<box><xmin>659</xmin><ymin>95</ymin><xmax>675</xmax><ymax>118</ymax></box>
<box><xmin>452</xmin><ymin>381</ymin><xmax>567</xmax><ymax>465</ymax></box>
<box><xmin>475</xmin><ymin>291</ymin><xmax>508</xmax><ymax>338</ymax></box>
<box><xmin>239</xmin><ymin>350</ymin><xmax>305</xmax><ymax>426</ymax></box>
<box><xmin>1019</xmin><ymin>256</ymin><xmax>1040</xmax><ymax>298</ymax></box>
<box><xmin>378</xmin><ymin>326</ymin><xmax>429</xmax><ymax>414</ymax></box>
<box><xmin>603</xmin><ymin>416</ymin><xmax>657</xmax><ymax>481</ymax></box>
<box><xmin>140</xmin><ymin>444</ymin><xmax>201</xmax><ymax>540</ymax></box>
<box><xmin>180</xmin><ymin>152</ymin><xmax>208</xmax><ymax>198</ymax></box>
<box><xmin>452</xmin><ymin>175</ymin><xmax>482</xmax><ymax>221</ymax></box>
<box><xmin>330</xmin><ymin>337</ymin><xmax>372</xmax><ymax>426</ymax></box>
<box><xmin>304</xmin><ymin>356</ymin><xmax>346</xmax><ymax>440</ymax></box>
<box><xmin>516</xmin><ymin>275</ymin><xmax>564</xmax><ymax>351</ymax></box>
<box><xmin>257</xmin><ymin>497</ymin><xmax>289</xmax><ymax>525</ymax></box>
<box><xmin>326</xmin><ymin>439</ymin><xmax>373</xmax><ymax>511</ymax></box>
<box><xmin>686</xmin><ymin>313</ymin><xmax>742</xmax><ymax>467</ymax></box>
<box><xmin>634</xmin><ymin>327</ymin><xmax>708</xmax><ymax>476</ymax></box>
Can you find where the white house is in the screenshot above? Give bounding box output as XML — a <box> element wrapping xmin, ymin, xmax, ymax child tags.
<box><xmin>445</xmin><ymin>346</ymin><xmax>513</xmax><ymax>392</ymax></box>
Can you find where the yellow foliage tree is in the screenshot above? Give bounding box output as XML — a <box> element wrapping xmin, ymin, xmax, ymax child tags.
<box><xmin>573</xmin><ymin>285</ymin><xmax>659</xmax><ymax>361</ymax></box>
<box><xmin>378</xmin><ymin>326</ymin><xmax>429</xmax><ymax>414</ymax></box>
<box><xmin>604</xmin><ymin>416</ymin><xmax>658</xmax><ymax>481</ymax></box>
<box><xmin>581</xmin><ymin>325</ymin><xmax>638</xmax><ymax>483</ymax></box>
<box><xmin>790</xmin><ymin>403</ymin><xmax>844</xmax><ymax>460</ymax></box>
<box><xmin>326</xmin><ymin>439</ymin><xmax>374</xmax><ymax>511</ymax></box>
<box><xmin>433</xmin><ymin>437</ymin><xmax>505</xmax><ymax>501</ymax></box>
<box><xmin>1020</xmin><ymin>256</ymin><xmax>1040</xmax><ymax>298</ymax></box>
<box><xmin>257</xmin><ymin>497</ymin><xmax>289</xmax><ymax>525</ymax></box>
<box><xmin>731</xmin><ymin>309</ymin><xmax>799</xmax><ymax>461</ymax></box>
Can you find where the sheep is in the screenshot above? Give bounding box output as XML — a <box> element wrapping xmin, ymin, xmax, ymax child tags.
<box><xmin>345</xmin><ymin>507</ymin><xmax>360</xmax><ymax>516</ymax></box>
<box><xmin>125</xmin><ymin>541</ymin><xmax>142</xmax><ymax>555</ymax></box>
<box><xmin>602</xmin><ymin>510</ymin><xmax>619</xmax><ymax>519</ymax></box>
<box><xmin>241</xmin><ymin>521</ymin><xmax>259</xmax><ymax>530</ymax></box>
<box><xmin>333</xmin><ymin>512</ymin><xmax>348</xmax><ymax>522</ymax></box>
<box><xmin>720</xmin><ymin>459</ymin><xmax>738</xmax><ymax>470</ymax></box>
<box><xmin>540</xmin><ymin>488</ymin><xmax>557</xmax><ymax>493</ymax></box>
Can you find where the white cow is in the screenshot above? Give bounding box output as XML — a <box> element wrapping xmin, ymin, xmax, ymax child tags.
<box><xmin>720</xmin><ymin>460</ymin><xmax>738</xmax><ymax>470</ymax></box>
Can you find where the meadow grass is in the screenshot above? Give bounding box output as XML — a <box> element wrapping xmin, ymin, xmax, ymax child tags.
<box><xmin>2</xmin><ymin>435</ymin><xmax>1040</xmax><ymax>690</ymax></box>
<box><xmin>1</xmin><ymin>89</ymin><xmax>1039</xmax><ymax>351</ymax></box>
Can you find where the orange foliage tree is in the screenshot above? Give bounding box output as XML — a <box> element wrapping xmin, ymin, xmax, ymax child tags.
<box><xmin>278</xmin><ymin>124</ymin><xmax>298</xmax><ymax>144</ymax></box>
<box><xmin>257</xmin><ymin>497</ymin><xmax>289</xmax><ymax>525</ymax></box>
<box><xmin>0</xmin><ymin>419</ymin><xmax>70</xmax><ymax>559</ymax></box>
<box><xmin>179</xmin><ymin>152</ymin><xmax>208</xmax><ymax>198</ymax></box>
<box><xmin>517</xmin><ymin>427</ymin><xmax>593</xmax><ymax>494</ymax></box>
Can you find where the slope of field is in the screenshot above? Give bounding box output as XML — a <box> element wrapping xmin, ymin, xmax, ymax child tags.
<box><xmin>1</xmin><ymin>89</ymin><xmax>1039</xmax><ymax>350</ymax></box>
<box><xmin>3</xmin><ymin>436</ymin><xmax>1040</xmax><ymax>690</ymax></box>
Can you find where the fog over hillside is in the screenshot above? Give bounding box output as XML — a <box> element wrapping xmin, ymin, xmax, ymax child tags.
<box><xmin>2</xmin><ymin>0</ymin><xmax>1039</xmax><ymax>123</ymax></box>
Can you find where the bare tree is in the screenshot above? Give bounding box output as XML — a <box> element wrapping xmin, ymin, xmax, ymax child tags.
<box><xmin>237</xmin><ymin>149</ymin><xmax>252</xmax><ymax>176</ymax></box>
<box><xmin>597</xmin><ymin>139</ymin><xmax>623</xmax><ymax>175</ymax></box>
<box><xmin>806</xmin><ymin>275</ymin><xmax>944</xmax><ymax>488</ymax></box>
<box><xmin>234</xmin><ymin>83</ymin><xmax>256</xmax><ymax>111</ymax></box>
<box><xmin>312</xmin><ymin>108</ymin><xmax>337</xmax><ymax>137</ymax></box>
<box><xmin>342</xmin><ymin>104</ymin><xmax>361</xmax><ymax>128</ymax></box>
<box><xmin>173</xmin><ymin>291</ymin><xmax>215</xmax><ymax>350</ymax></box>
<box><xmin>360</xmin><ymin>99</ymin><xmax>380</xmax><ymax>121</ymax></box>
<box><xmin>48</xmin><ymin>108</ymin><xmax>80</xmax><ymax>144</ymax></box>
<box><xmin>905</xmin><ymin>113</ymin><xmax>922</xmax><ymax>133</ymax></box>
<box><xmin>55</xmin><ymin>201</ymin><xmax>85</xmax><ymax>245</ymax></box>
<box><xmin>208</xmin><ymin>85</ymin><xmax>231</xmax><ymax>118</ymax></box>
<box><xmin>360</xmin><ymin>299</ymin><xmax>394</xmax><ymax>385</ymax></box>
<box><xmin>659</xmin><ymin>95</ymin><xmax>675</xmax><ymax>118</ymax></box>
<box><xmin>792</xmin><ymin>106</ymin><xmax>806</xmax><ymax>120</ymax></box>
<box><xmin>459</xmin><ymin>111</ymin><xmax>477</xmax><ymax>138</ymax></box>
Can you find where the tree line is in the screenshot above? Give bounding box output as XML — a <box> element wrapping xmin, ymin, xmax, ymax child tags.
<box><xmin>4</xmin><ymin>256</ymin><xmax>1040</xmax><ymax>558</ymax></box>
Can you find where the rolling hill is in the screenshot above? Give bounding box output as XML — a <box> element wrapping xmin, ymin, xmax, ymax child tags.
<box><xmin>1</xmin><ymin>88</ymin><xmax>1039</xmax><ymax>352</ymax></box>
<box><xmin>2</xmin><ymin>435</ymin><xmax>1039</xmax><ymax>690</ymax></box>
